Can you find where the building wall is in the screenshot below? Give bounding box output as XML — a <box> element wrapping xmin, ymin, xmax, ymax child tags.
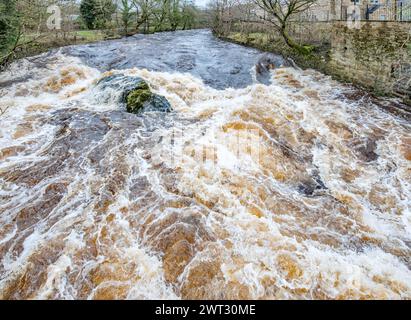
<box><xmin>299</xmin><ymin>0</ymin><xmax>337</xmax><ymax>21</ymax></box>
<box><xmin>329</xmin><ymin>21</ymin><xmax>411</xmax><ymax>98</ymax></box>
<box><xmin>299</xmin><ymin>0</ymin><xmax>411</xmax><ymax>21</ymax></box>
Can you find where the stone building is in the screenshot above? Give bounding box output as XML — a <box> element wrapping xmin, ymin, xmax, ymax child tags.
<box><xmin>366</xmin><ymin>0</ymin><xmax>411</xmax><ymax>21</ymax></box>
<box><xmin>300</xmin><ymin>0</ymin><xmax>411</xmax><ymax>21</ymax></box>
<box><xmin>342</xmin><ymin>0</ymin><xmax>411</xmax><ymax>21</ymax></box>
<box><xmin>298</xmin><ymin>0</ymin><xmax>340</xmax><ymax>21</ymax></box>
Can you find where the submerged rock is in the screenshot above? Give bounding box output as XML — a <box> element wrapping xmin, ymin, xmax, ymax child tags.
<box><xmin>255</xmin><ymin>53</ymin><xmax>293</xmax><ymax>85</ymax></box>
<box><xmin>96</xmin><ymin>74</ymin><xmax>172</xmax><ymax>114</ymax></box>
<box><xmin>297</xmin><ymin>170</ymin><xmax>327</xmax><ymax>197</ymax></box>
<box><xmin>349</xmin><ymin>138</ymin><xmax>379</xmax><ymax>162</ymax></box>
<box><xmin>256</xmin><ymin>53</ymin><xmax>290</xmax><ymax>75</ymax></box>
<box><xmin>297</xmin><ymin>178</ymin><xmax>327</xmax><ymax>196</ymax></box>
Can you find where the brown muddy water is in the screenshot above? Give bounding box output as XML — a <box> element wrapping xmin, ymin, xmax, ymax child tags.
<box><xmin>0</xmin><ymin>30</ymin><xmax>410</xmax><ymax>300</ymax></box>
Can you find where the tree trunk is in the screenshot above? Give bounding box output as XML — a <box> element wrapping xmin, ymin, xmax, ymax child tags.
<box><xmin>280</xmin><ymin>24</ymin><xmax>310</xmax><ymax>54</ymax></box>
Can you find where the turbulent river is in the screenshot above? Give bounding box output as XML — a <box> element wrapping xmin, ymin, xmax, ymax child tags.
<box><xmin>0</xmin><ymin>29</ymin><xmax>411</xmax><ymax>300</ymax></box>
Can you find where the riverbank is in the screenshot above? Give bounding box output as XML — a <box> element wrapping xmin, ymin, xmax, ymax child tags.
<box><xmin>219</xmin><ymin>31</ymin><xmax>330</xmax><ymax>73</ymax></box>
<box><xmin>1</xmin><ymin>30</ymin><xmax>126</xmax><ymax>71</ymax></box>
<box><xmin>219</xmin><ymin>25</ymin><xmax>411</xmax><ymax>108</ymax></box>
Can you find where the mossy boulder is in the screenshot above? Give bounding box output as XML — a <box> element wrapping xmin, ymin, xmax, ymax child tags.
<box><xmin>96</xmin><ymin>74</ymin><xmax>172</xmax><ymax>114</ymax></box>
<box><xmin>126</xmin><ymin>81</ymin><xmax>151</xmax><ymax>112</ymax></box>
<box><xmin>126</xmin><ymin>81</ymin><xmax>171</xmax><ymax>114</ymax></box>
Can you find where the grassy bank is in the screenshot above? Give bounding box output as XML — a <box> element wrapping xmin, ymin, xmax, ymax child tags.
<box><xmin>221</xmin><ymin>31</ymin><xmax>331</xmax><ymax>74</ymax></box>
<box><xmin>5</xmin><ymin>29</ymin><xmax>125</xmax><ymax>66</ymax></box>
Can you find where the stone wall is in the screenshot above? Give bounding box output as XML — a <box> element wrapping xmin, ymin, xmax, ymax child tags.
<box><xmin>291</xmin><ymin>22</ymin><xmax>333</xmax><ymax>45</ymax></box>
<box><xmin>329</xmin><ymin>21</ymin><xmax>411</xmax><ymax>100</ymax></box>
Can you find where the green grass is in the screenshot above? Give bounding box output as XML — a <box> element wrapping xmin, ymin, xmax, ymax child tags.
<box><xmin>75</xmin><ymin>30</ymin><xmax>105</xmax><ymax>41</ymax></box>
<box><xmin>18</xmin><ymin>30</ymin><xmax>107</xmax><ymax>46</ymax></box>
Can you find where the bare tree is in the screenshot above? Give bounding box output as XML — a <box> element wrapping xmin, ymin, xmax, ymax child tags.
<box><xmin>207</xmin><ymin>0</ymin><xmax>239</xmax><ymax>36</ymax></box>
<box><xmin>253</xmin><ymin>0</ymin><xmax>317</xmax><ymax>53</ymax></box>
<box><xmin>152</xmin><ymin>0</ymin><xmax>169</xmax><ymax>32</ymax></box>
<box><xmin>168</xmin><ymin>0</ymin><xmax>181</xmax><ymax>31</ymax></box>
<box><xmin>180</xmin><ymin>0</ymin><xmax>196</xmax><ymax>30</ymax></box>
<box><xmin>132</xmin><ymin>0</ymin><xmax>157</xmax><ymax>32</ymax></box>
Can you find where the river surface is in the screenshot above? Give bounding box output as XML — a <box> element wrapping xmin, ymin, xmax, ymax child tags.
<box><xmin>0</xmin><ymin>29</ymin><xmax>411</xmax><ymax>300</ymax></box>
